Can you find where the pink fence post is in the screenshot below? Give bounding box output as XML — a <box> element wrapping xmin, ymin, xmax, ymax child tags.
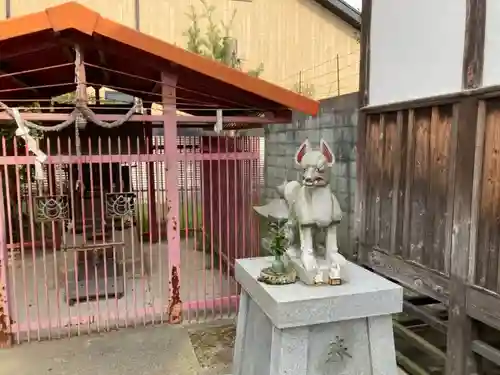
<box><xmin>162</xmin><ymin>71</ymin><xmax>182</xmax><ymax>324</ymax></box>
<box><xmin>0</xmin><ymin>171</ymin><xmax>12</xmax><ymax>348</ymax></box>
<box><xmin>145</xmin><ymin>128</ymin><xmax>158</xmax><ymax>242</ymax></box>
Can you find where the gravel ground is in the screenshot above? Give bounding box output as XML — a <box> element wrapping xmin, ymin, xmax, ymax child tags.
<box><xmin>187</xmin><ymin>320</ymin><xmax>236</xmax><ymax>375</ymax></box>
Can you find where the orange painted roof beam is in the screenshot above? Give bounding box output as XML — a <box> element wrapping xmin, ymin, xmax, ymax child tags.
<box><xmin>0</xmin><ymin>2</ymin><xmax>319</xmax><ymax>116</ymax></box>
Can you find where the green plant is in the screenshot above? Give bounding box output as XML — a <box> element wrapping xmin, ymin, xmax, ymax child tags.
<box><xmin>247</xmin><ymin>63</ymin><xmax>265</xmax><ymax>78</ymax></box>
<box><xmin>51</xmin><ymin>92</ymin><xmax>77</xmax><ymax>105</ymax></box>
<box><xmin>51</xmin><ymin>91</ymin><xmax>123</xmax><ymax>106</ymax></box>
<box><xmin>184</xmin><ymin>0</ymin><xmax>264</xmax><ymax>77</ymax></box>
<box><xmin>137</xmin><ymin>199</ymin><xmax>204</xmax><ymax>236</ymax></box>
<box><xmin>354</xmin><ymin>31</ymin><xmax>360</xmax><ymax>44</ymax></box>
<box><xmin>265</xmin><ymin>219</ymin><xmax>289</xmax><ymax>258</ymax></box>
<box><xmin>136</xmin><ymin>203</ymin><xmax>150</xmax><ymax>233</ymax></box>
<box><xmin>179</xmin><ymin>199</ymin><xmax>203</xmax><ymax>233</ymax></box>
<box><xmin>194</xmin><ymin>230</ymin><xmax>221</xmax><ymax>270</ymax></box>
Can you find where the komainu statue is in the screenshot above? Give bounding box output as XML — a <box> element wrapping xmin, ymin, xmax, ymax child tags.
<box><xmin>254</xmin><ymin>138</ymin><xmax>346</xmax><ymax>285</ymax></box>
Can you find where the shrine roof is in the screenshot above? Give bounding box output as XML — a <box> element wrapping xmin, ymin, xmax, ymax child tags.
<box><xmin>0</xmin><ymin>2</ymin><xmax>319</xmax><ymax>117</ymax></box>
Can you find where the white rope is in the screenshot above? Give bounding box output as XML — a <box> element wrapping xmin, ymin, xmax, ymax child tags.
<box><xmin>214</xmin><ymin>109</ymin><xmax>223</xmax><ymax>133</ymax></box>
<box><xmin>11</xmin><ymin>108</ymin><xmax>47</xmax><ymax>181</ymax></box>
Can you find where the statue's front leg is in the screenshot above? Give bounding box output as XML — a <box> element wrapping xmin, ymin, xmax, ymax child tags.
<box><xmin>285</xmin><ymin>219</ymin><xmax>299</xmax><ymax>258</ymax></box>
<box><xmin>299</xmin><ymin>226</ymin><xmax>317</xmax><ymax>272</ymax></box>
<box><xmin>326</xmin><ymin>225</ymin><xmax>346</xmax><ymax>284</ymax></box>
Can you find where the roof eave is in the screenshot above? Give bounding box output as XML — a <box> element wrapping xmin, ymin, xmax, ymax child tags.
<box><xmin>0</xmin><ymin>2</ymin><xmax>320</xmax><ymax>116</ymax></box>
<box><xmin>314</xmin><ymin>0</ymin><xmax>361</xmax><ymax>30</ymax></box>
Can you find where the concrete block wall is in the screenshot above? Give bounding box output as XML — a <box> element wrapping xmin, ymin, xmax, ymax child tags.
<box><xmin>264</xmin><ymin>92</ymin><xmax>358</xmax><ymax>258</ymax></box>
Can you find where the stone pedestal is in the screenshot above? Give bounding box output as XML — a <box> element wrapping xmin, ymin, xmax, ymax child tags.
<box><xmin>232</xmin><ymin>257</ymin><xmax>403</xmax><ymax>375</ymax></box>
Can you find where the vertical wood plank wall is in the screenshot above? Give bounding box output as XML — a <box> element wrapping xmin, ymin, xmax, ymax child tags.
<box><xmin>359</xmin><ymin>93</ymin><xmax>500</xmax><ymax>373</ymax></box>
<box><xmin>474</xmin><ymin>98</ymin><xmax>500</xmax><ymax>293</ymax></box>
<box><xmin>364</xmin><ymin>106</ymin><xmax>453</xmax><ymax>275</ymax></box>
<box><xmin>358</xmin><ymin>0</ymin><xmax>496</xmax><ymax>373</ymax></box>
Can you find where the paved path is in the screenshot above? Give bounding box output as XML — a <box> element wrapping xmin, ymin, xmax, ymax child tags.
<box><xmin>0</xmin><ymin>322</ymin><xmax>408</xmax><ymax>375</ymax></box>
<box><xmin>0</xmin><ymin>325</ymin><xmax>202</xmax><ymax>375</ymax></box>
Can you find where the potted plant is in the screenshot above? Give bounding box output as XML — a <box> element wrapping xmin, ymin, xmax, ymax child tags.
<box><xmin>264</xmin><ymin>219</ymin><xmax>288</xmax><ymax>273</ymax></box>
<box><xmin>257</xmin><ymin>218</ymin><xmax>297</xmax><ymax>285</ymax></box>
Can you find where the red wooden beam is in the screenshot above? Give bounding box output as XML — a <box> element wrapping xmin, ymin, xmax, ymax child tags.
<box><xmin>0</xmin><ymin>68</ymin><xmax>38</xmax><ymax>94</ymax></box>
<box><xmin>1</xmin><ymin>41</ymin><xmax>60</xmax><ymax>60</ymax></box>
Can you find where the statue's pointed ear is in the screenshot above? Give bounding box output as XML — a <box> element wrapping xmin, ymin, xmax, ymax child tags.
<box><xmin>295</xmin><ymin>139</ymin><xmax>311</xmax><ymax>165</ymax></box>
<box><xmin>320</xmin><ymin>139</ymin><xmax>335</xmax><ymax>166</ymax></box>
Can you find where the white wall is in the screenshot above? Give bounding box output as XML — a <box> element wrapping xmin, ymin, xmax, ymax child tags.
<box><xmin>369</xmin><ymin>0</ymin><xmax>466</xmax><ymax>106</ymax></box>
<box><xmin>482</xmin><ymin>0</ymin><xmax>500</xmax><ymax>87</ymax></box>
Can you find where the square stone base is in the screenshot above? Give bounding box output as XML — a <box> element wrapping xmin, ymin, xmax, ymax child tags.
<box><xmin>232</xmin><ymin>257</ymin><xmax>403</xmax><ymax>375</ymax></box>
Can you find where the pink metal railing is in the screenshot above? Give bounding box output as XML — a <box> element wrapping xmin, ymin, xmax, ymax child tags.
<box><xmin>0</xmin><ymin>131</ymin><xmax>262</xmax><ymax>344</ymax></box>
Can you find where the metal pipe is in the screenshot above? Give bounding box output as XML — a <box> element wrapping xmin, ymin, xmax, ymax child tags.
<box><xmin>5</xmin><ymin>0</ymin><xmax>11</xmax><ymax>19</ymax></box>
<box><xmin>134</xmin><ymin>0</ymin><xmax>140</xmax><ymax>31</ymax></box>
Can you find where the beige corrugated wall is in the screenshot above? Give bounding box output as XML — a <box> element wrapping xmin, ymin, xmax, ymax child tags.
<box><xmin>2</xmin><ymin>0</ymin><xmax>360</xmax><ymax>99</ymax></box>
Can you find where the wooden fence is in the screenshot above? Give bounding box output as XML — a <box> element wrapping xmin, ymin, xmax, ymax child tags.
<box><xmin>358</xmin><ymin>90</ymin><xmax>500</xmax><ymax>374</ymax></box>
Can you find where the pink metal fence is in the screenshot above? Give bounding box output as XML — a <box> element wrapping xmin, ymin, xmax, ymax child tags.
<box><xmin>181</xmin><ymin>135</ymin><xmax>262</xmax><ymax>321</ymax></box>
<box><xmin>0</xmin><ymin>130</ymin><xmax>262</xmax><ymax>344</ymax></box>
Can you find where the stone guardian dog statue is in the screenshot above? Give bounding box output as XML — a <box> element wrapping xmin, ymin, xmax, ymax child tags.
<box><xmin>281</xmin><ymin>138</ymin><xmax>346</xmax><ymax>285</ymax></box>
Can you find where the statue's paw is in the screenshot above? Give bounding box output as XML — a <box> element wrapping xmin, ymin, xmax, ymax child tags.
<box><xmin>286</xmin><ymin>246</ymin><xmax>299</xmax><ymax>258</ymax></box>
<box><xmin>303</xmin><ymin>260</ymin><xmax>318</xmax><ymax>273</ymax></box>
<box><xmin>301</xmin><ymin>251</ymin><xmax>318</xmax><ymax>272</ymax></box>
<box><xmin>313</xmin><ymin>272</ymin><xmax>324</xmax><ymax>284</ymax></box>
<box><xmin>328</xmin><ymin>251</ymin><xmax>347</xmax><ymax>267</ymax></box>
<box><xmin>328</xmin><ymin>263</ymin><xmax>341</xmax><ymax>280</ymax></box>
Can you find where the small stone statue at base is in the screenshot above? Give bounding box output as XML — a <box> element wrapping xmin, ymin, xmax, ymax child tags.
<box><xmin>254</xmin><ymin>138</ymin><xmax>346</xmax><ymax>285</ymax></box>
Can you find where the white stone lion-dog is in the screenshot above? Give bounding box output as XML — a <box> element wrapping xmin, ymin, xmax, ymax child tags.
<box><xmin>280</xmin><ymin>138</ymin><xmax>346</xmax><ymax>284</ymax></box>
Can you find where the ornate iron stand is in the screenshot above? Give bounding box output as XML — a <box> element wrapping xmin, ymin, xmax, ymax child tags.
<box><xmin>65</xmin><ymin>244</ymin><xmax>125</xmax><ymax>306</ymax></box>
<box><xmin>64</xmin><ymin>190</ymin><xmax>136</xmax><ymax>306</ymax></box>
